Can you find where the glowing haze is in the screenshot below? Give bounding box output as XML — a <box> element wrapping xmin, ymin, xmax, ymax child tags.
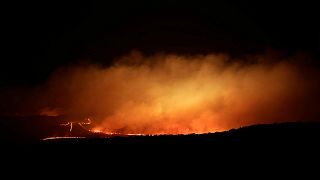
<box><xmin>2</xmin><ymin>51</ymin><xmax>320</xmax><ymax>134</ymax></box>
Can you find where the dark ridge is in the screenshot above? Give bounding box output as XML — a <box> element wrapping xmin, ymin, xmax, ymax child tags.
<box><xmin>1</xmin><ymin>116</ymin><xmax>319</xmax><ymax>163</ymax></box>
<box><xmin>40</xmin><ymin>122</ymin><xmax>320</xmax><ymax>147</ymax></box>
<box><xmin>1</xmin><ymin>115</ymin><xmax>319</xmax><ymax>148</ymax></box>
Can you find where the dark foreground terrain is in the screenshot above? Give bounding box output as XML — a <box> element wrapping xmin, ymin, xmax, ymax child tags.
<box><xmin>1</xmin><ymin>116</ymin><xmax>318</xmax><ymax>173</ymax></box>
<box><xmin>1</xmin><ymin>116</ymin><xmax>319</xmax><ymax>154</ymax></box>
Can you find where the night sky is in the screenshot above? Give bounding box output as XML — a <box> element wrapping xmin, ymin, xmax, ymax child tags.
<box><xmin>1</xmin><ymin>0</ymin><xmax>319</xmax><ymax>87</ymax></box>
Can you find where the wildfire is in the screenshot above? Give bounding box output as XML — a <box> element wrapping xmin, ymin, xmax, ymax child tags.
<box><xmin>18</xmin><ymin>51</ymin><xmax>319</xmax><ymax>136</ymax></box>
<box><xmin>89</xmin><ymin>126</ymin><xmax>211</xmax><ymax>136</ymax></box>
<box><xmin>90</xmin><ymin>128</ymin><xmax>102</xmax><ymax>133</ymax></box>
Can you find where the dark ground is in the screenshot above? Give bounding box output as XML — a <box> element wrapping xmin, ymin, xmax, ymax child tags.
<box><xmin>1</xmin><ymin>116</ymin><xmax>319</xmax><ymax>170</ymax></box>
<box><xmin>1</xmin><ymin>116</ymin><xmax>319</xmax><ymax>153</ymax></box>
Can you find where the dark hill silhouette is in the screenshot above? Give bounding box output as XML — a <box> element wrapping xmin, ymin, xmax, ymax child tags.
<box><xmin>1</xmin><ymin>115</ymin><xmax>319</xmax><ymax>162</ymax></box>
<box><xmin>1</xmin><ymin>115</ymin><xmax>320</xmax><ymax>155</ymax></box>
<box><xmin>1</xmin><ymin>115</ymin><xmax>319</xmax><ymax>145</ymax></box>
<box><xmin>36</xmin><ymin>121</ymin><xmax>320</xmax><ymax>162</ymax></box>
<box><xmin>41</xmin><ymin>122</ymin><xmax>320</xmax><ymax>147</ymax></box>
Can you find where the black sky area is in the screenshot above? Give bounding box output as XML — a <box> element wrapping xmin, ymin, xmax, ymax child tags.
<box><xmin>1</xmin><ymin>0</ymin><xmax>319</xmax><ymax>87</ymax></box>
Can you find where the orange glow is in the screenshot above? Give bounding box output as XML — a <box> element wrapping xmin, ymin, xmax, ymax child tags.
<box><xmin>90</xmin><ymin>128</ymin><xmax>102</xmax><ymax>133</ymax></box>
<box><xmin>9</xmin><ymin>51</ymin><xmax>320</xmax><ymax>135</ymax></box>
<box><xmin>42</xmin><ymin>137</ymin><xmax>86</xmax><ymax>140</ymax></box>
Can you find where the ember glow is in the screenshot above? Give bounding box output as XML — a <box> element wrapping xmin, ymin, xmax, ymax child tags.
<box><xmin>3</xmin><ymin>51</ymin><xmax>320</xmax><ymax>135</ymax></box>
<box><xmin>90</xmin><ymin>128</ymin><xmax>103</xmax><ymax>133</ymax></box>
<box><xmin>42</xmin><ymin>137</ymin><xmax>86</xmax><ymax>140</ymax></box>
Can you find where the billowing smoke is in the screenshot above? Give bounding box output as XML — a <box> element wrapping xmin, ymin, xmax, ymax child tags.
<box><xmin>2</xmin><ymin>51</ymin><xmax>320</xmax><ymax>134</ymax></box>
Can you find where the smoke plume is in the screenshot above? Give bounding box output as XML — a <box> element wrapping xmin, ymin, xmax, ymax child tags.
<box><xmin>2</xmin><ymin>51</ymin><xmax>320</xmax><ymax>134</ymax></box>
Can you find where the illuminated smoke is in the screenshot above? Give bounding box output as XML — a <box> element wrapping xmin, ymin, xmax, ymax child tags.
<box><xmin>2</xmin><ymin>51</ymin><xmax>320</xmax><ymax>134</ymax></box>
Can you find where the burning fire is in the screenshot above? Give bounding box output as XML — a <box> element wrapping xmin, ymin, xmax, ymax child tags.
<box><xmin>3</xmin><ymin>51</ymin><xmax>320</xmax><ymax>135</ymax></box>
<box><xmin>90</xmin><ymin>128</ymin><xmax>103</xmax><ymax>133</ymax></box>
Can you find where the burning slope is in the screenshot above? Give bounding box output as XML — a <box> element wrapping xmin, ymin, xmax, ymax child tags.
<box><xmin>1</xmin><ymin>51</ymin><xmax>320</xmax><ymax>135</ymax></box>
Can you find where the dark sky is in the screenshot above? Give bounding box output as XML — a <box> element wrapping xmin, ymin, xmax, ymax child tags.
<box><xmin>1</xmin><ymin>0</ymin><xmax>319</xmax><ymax>87</ymax></box>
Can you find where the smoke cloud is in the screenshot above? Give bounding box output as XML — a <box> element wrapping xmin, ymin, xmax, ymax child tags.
<box><xmin>2</xmin><ymin>51</ymin><xmax>320</xmax><ymax>134</ymax></box>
